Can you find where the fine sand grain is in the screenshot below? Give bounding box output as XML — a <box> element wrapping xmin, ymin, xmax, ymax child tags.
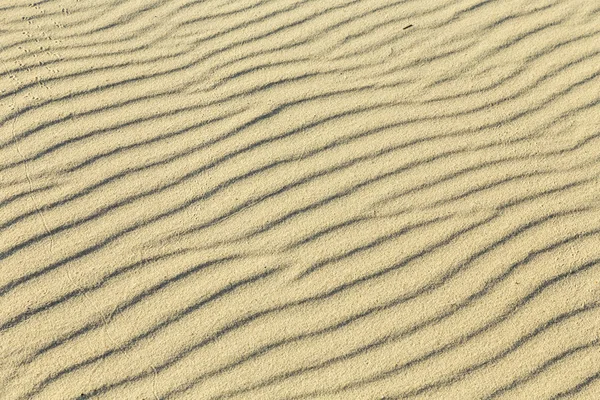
<box><xmin>1</xmin><ymin>0</ymin><xmax>600</xmax><ymax>399</ymax></box>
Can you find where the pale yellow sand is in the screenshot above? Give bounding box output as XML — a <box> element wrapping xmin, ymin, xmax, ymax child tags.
<box><xmin>1</xmin><ymin>0</ymin><xmax>600</xmax><ymax>399</ymax></box>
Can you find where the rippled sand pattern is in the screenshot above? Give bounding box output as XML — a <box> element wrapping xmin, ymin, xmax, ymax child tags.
<box><xmin>1</xmin><ymin>0</ymin><xmax>600</xmax><ymax>399</ymax></box>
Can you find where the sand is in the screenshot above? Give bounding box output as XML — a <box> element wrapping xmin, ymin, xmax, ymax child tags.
<box><xmin>1</xmin><ymin>0</ymin><xmax>600</xmax><ymax>399</ymax></box>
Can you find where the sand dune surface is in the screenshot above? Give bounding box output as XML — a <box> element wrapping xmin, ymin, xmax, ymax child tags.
<box><xmin>1</xmin><ymin>0</ymin><xmax>600</xmax><ymax>399</ymax></box>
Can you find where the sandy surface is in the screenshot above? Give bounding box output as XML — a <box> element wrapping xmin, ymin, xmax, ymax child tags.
<box><xmin>1</xmin><ymin>0</ymin><xmax>600</xmax><ymax>399</ymax></box>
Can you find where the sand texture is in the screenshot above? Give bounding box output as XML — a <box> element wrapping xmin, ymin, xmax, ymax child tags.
<box><xmin>1</xmin><ymin>0</ymin><xmax>600</xmax><ymax>399</ymax></box>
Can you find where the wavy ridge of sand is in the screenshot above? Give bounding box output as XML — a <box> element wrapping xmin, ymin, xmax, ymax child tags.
<box><xmin>1</xmin><ymin>0</ymin><xmax>600</xmax><ymax>399</ymax></box>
